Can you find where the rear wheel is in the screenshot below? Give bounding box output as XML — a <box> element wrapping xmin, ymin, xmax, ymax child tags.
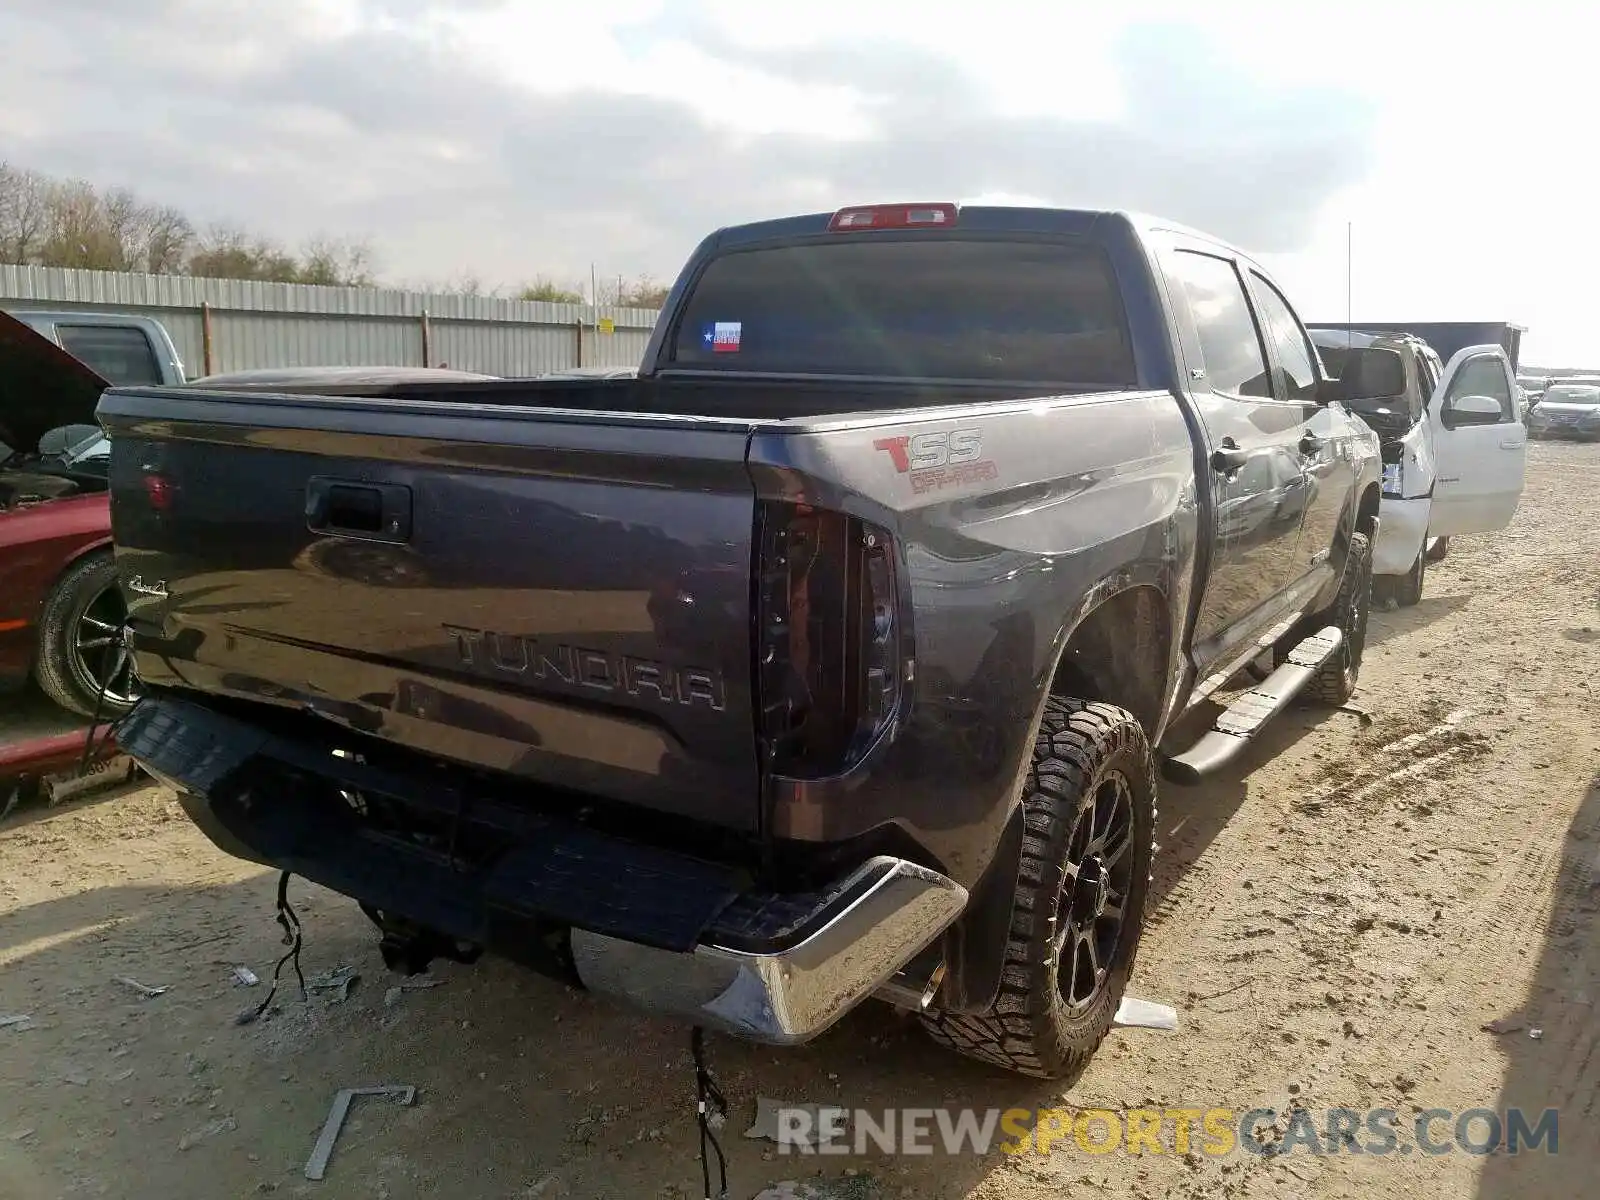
<box><xmin>34</xmin><ymin>551</ymin><xmax>140</xmax><ymax>719</ymax></box>
<box><xmin>1309</xmin><ymin>531</ymin><xmax>1373</xmax><ymax>706</ymax></box>
<box><xmin>1392</xmin><ymin>546</ymin><xmax>1426</xmax><ymax>608</ymax></box>
<box><xmin>920</xmin><ymin>697</ymin><xmax>1155</xmax><ymax>1080</ymax></box>
<box><xmin>1424</xmin><ymin>536</ymin><xmax>1450</xmax><ymax>563</ymax></box>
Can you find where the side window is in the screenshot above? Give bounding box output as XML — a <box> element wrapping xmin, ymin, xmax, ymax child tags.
<box><xmin>1170</xmin><ymin>251</ymin><xmax>1272</xmax><ymax>399</ymax></box>
<box><xmin>1248</xmin><ymin>273</ymin><xmax>1319</xmax><ymax>403</ymax></box>
<box><xmin>1447</xmin><ymin>357</ymin><xmax>1514</xmax><ymax>420</ymax></box>
<box><xmin>1416</xmin><ymin>351</ymin><xmax>1440</xmax><ymax>400</ymax></box>
<box><xmin>56</xmin><ymin>325</ymin><xmax>163</xmax><ymax>387</ymax></box>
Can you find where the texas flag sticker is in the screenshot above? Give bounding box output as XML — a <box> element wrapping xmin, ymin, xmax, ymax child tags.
<box><xmin>701</xmin><ymin>321</ymin><xmax>742</xmax><ymax>353</ymax></box>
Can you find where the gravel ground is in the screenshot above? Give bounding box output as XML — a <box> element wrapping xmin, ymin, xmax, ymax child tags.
<box><xmin>1</xmin><ymin>441</ymin><xmax>1596</xmax><ymax>1200</ymax></box>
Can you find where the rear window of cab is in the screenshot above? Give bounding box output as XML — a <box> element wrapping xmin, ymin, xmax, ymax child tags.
<box><xmin>670</xmin><ymin>237</ymin><xmax>1135</xmax><ymax>385</ymax></box>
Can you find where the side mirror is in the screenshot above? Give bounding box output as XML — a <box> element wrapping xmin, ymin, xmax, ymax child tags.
<box><xmin>1337</xmin><ymin>346</ymin><xmax>1407</xmax><ymax>403</ymax></box>
<box><xmin>1445</xmin><ymin>393</ymin><xmax>1503</xmax><ymax>426</ymax></box>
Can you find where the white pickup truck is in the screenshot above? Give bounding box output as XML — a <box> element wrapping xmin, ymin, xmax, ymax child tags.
<box><xmin>1309</xmin><ymin>328</ymin><xmax>1526</xmax><ymax>605</ymax></box>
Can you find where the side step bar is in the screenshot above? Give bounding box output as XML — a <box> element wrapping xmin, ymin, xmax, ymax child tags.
<box><xmin>1162</xmin><ymin>625</ymin><xmax>1343</xmax><ymax>785</ymax></box>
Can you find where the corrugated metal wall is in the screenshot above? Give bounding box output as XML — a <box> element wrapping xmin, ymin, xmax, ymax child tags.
<box><xmin>0</xmin><ymin>265</ymin><xmax>659</xmax><ymax>378</ymax></box>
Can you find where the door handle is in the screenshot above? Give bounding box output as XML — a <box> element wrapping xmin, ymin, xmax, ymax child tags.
<box><xmin>1298</xmin><ymin>433</ymin><xmax>1323</xmax><ymax>457</ymax></box>
<box><xmin>1210</xmin><ymin>442</ymin><xmax>1249</xmax><ymax>474</ymax></box>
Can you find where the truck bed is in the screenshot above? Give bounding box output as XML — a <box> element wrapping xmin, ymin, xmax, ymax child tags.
<box><xmin>292</xmin><ymin>373</ymin><xmax>1081</xmax><ymax>420</ymax></box>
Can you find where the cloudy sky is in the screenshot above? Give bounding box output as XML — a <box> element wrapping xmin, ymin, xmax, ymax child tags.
<box><xmin>1</xmin><ymin>0</ymin><xmax>1591</xmax><ymax>364</ymax></box>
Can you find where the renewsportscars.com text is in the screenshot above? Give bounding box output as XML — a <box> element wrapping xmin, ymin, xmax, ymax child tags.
<box><xmin>774</xmin><ymin>1106</ymin><xmax>1559</xmax><ymax>1158</ymax></box>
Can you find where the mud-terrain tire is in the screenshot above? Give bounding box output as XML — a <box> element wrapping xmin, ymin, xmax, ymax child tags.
<box><xmin>920</xmin><ymin>697</ymin><xmax>1156</xmax><ymax>1080</ymax></box>
<box><xmin>1308</xmin><ymin>530</ymin><xmax>1373</xmax><ymax>706</ymax></box>
<box><xmin>34</xmin><ymin>550</ymin><xmax>138</xmax><ymax>719</ymax></box>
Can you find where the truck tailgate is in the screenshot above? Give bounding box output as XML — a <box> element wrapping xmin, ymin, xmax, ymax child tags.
<box><xmin>100</xmin><ymin>390</ymin><xmax>761</xmax><ymax>832</ymax></box>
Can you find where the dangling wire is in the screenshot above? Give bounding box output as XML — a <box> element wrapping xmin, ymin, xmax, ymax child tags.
<box><xmin>76</xmin><ymin>619</ymin><xmax>131</xmax><ymax>778</ymax></box>
<box><xmin>691</xmin><ymin>1027</ymin><xmax>729</xmax><ymax>1200</ymax></box>
<box><xmin>237</xmin><ymin>871</ymin><xmax>308</xmax><ymax>1025</ymax></box>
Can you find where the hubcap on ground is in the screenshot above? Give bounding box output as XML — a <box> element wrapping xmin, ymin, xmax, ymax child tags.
<box><xmin>74</xmin><ymin>584</ymin><xmax>139</xmax><ymax>708</ymax></box>
<box><xmin>1054</xmin><ymin>772</ymin><xmax>1136</xmax><ymax>1013</ymax></box>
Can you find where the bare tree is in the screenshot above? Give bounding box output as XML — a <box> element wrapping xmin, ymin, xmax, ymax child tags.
<box><xmin>297</xmin><ymin>235</ymin><xmax>377</xmax><ymax>287</ymax></box>
<box><xmin>134</xmin><ymin>204</ymin><xmax>195</xmax><ymax>274</ymax></box>
<box><xmin>618</xmin><ymin>273</ymin><xmax>670</xmax><ymax>309</ymax></box>
<box><xmin>188</xmin><ymin>224</ymin><xmax>300</xmax><ymax>283</ymax></box>
<box><xmin>516</xmin><ymin>276</ymin><xmax>583</xmax><ymax>304</ymax></box>
<box><xmin>0</xmin><ymin>160</ymin><xmax>671</xmax><ymax>304</ymax></box>
<box><xmin>37</xmin><ymin>178</ymin><xmax>122</xmax><ymax>269</ymax></box>
<box><xmin>0</xmin><ymin>163</ymin><xmax>53</xmax><ymax>264</ymax></box>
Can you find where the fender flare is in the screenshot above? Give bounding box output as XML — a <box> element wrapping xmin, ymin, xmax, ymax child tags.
<box><xmin>938</xmin><ymin>563</ymin><xmax>1176</xmax><ymax>1014</ymax></box>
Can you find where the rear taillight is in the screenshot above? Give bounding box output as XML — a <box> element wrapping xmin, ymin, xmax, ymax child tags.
<box><xmin>143</xmin><ymin>473</ymin><xmax>173</xmax><ymax>511</ymax></box>
<box><xmin>828</xmin><ymin>202</ymin><xmax>958</xmax><ymax>232</ymax></box>
<box><xmin>756</xmin><ymin>501</ymin><xmax>904</xmax><ymax>777</ymax></box>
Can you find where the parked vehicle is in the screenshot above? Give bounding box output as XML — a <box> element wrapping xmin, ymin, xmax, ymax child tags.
<box><xmin>1309</xmin><ymin>328</ymin><xmax>1526</xmax><ymax>604</ymax></box>
<box><xmin>0</xmin><ymin>310</ymin><xmax>188</xmax><ymax>718</ymax></box>
<box><xmin>1528</xmin><ymin>382</ymin><xmax>1600</xmax><ymax>440</ymax></box>
<box><xmin>1311</xmin><ymin>321</ymin><xmax>1526</xmax><ymax>374</ymax></box>
<box><xmin>5</xmin><ymin>309</ymin><xmax>188</xmax><ymax>388</ymax></box>
<box><xmin>1518</xmin><ymin>375</ymin><xmax>1550</xmax><ymax>408</ymax></box>
<box><xmin>104</xmin><ymin>204</ymin><xmax>1381</xmax><ymax>1078</ymax></box>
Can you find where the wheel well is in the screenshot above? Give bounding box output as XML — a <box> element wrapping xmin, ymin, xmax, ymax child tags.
<box><xmin>1048</xmin><ymin>585</ymin><xmax>1169</xmax><ymax>736</ymax></box>
<box><xmin>1355</xmin><ymin>484</ymin><xmax>1380</xmax><ymax>538</ymax></box>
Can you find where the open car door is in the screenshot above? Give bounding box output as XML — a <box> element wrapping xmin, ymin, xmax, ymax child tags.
<box><xmin>1427</xmin><ymin>344</ymin><xmax>1526</xmax><ymax>536</ymax></box>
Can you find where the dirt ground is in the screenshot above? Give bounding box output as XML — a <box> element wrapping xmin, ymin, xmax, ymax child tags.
<box><xmin>2</xmin><ymin>441</ymin><xmax>1596</xmax><ymax>1200</ymax></box>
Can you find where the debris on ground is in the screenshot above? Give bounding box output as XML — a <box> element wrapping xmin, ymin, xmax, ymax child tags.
<box><xmin>382</xmin><ymin>977</ymin><xmax>443</xmax><ymax>1010</ymax></box>
<box><xmin>752</xmin><ymin>1178</ymin><xmax>878</xmax><ymax>1200</ymax></box>
<box><xmin>231</xmin><ymin>966</ymin><xmax>260</xmax><ymax>987</ymax></box>
<box><xmin>1481</xmin><ymin>1017</ymin><xmax>1525</xmax><ymax>1035</ymax></box>
<box><xmin>178</xmin><ymin>1115</ymin><xmax>238</xmax><ymax>1152</ymax></box>
<box><xmin>307</xmin><ymin>965</ymin><xmax>359</xmax><ymax>1004</ymax></box>
<box><xmin>1113</xmin><ymin>996</ymin><xmax>1180</xmax><ymax>1030</ymax></box>
<box><xmin>519</xmin><ymin>1174</ymin><xmax>568</xmax><ymax>1198</ymax></box>
<box><xmin>113</xmin><ymin>976</ymin><xmax>167</xmax><ymax>999</ymax></box>
<box><xmin>304</xmin><ymin>1085</ymin><xmax>416</xmax><ymax>1180</ymax></box>
<box><xmin>0</xmin><ymin>1013</ymin><xmax>33</xmax><ymax>1030</ymax></box>
<box><xmin>745</xmin><ymin>1096</ymin><xmax>848</xmax><ymax>1149</ymax></box>
<box><xmin>1530</xmin><ymin>1027</ymin><xmax>1544</xmax><ymax>1040</ymax></box>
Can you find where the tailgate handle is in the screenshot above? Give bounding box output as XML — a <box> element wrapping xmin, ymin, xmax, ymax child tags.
<box><xmin>305</xmin><ymin>477</ymin><xmax>412</xmax><ymax>542</ymax></box>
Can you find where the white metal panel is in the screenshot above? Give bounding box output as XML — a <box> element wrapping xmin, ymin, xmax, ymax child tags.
<box><xmin>0</xmin><ymin>265</ymin><xmax>661</xmax><ymax>378</ymax></box>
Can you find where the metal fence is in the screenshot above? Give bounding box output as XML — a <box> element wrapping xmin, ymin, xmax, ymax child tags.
<box><xmin>0</xmin><ymin>265</ymin><xmax>660</xmax><ymax>379</ymax></box>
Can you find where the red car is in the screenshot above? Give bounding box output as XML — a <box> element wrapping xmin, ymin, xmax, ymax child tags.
<box><xmin>0</xmin><ymin>311</ymin><xmax>139</xmax><ymax>718</ymax></box>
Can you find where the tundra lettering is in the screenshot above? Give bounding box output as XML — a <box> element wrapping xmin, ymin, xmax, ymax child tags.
<box><xmin>442</xmin><ymin>623</ymin><xmax>726</xmax><ymax>710</ymax></box>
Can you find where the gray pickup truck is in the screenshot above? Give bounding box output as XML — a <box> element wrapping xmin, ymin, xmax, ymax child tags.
<box><xmin>102</xmin><ymin>204</ymin><xmax>1380</xmax><ymax>1079</ymax></box>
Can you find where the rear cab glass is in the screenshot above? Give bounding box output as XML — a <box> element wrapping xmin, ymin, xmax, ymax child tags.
<box><xmin>669</xmin><ymin>237</ymin><xmax>1135</xmax><ymax>385</ymax></box>
<box><xmin>56</xmin><ymin>324</ymin><xmax>163</xmax><ymax>386</ymax></box>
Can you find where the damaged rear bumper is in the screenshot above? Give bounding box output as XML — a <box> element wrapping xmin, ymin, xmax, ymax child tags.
<box><xmin>116</xmin><ymin>694</ymin><xmax>967</xmax><ymax>1045</ymax></box>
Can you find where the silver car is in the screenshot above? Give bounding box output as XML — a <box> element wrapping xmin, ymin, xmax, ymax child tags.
<box><xmin>1528</xmin><ymin>382</ymin><xmax>1600</xmax><ymax>440</ymax></box>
